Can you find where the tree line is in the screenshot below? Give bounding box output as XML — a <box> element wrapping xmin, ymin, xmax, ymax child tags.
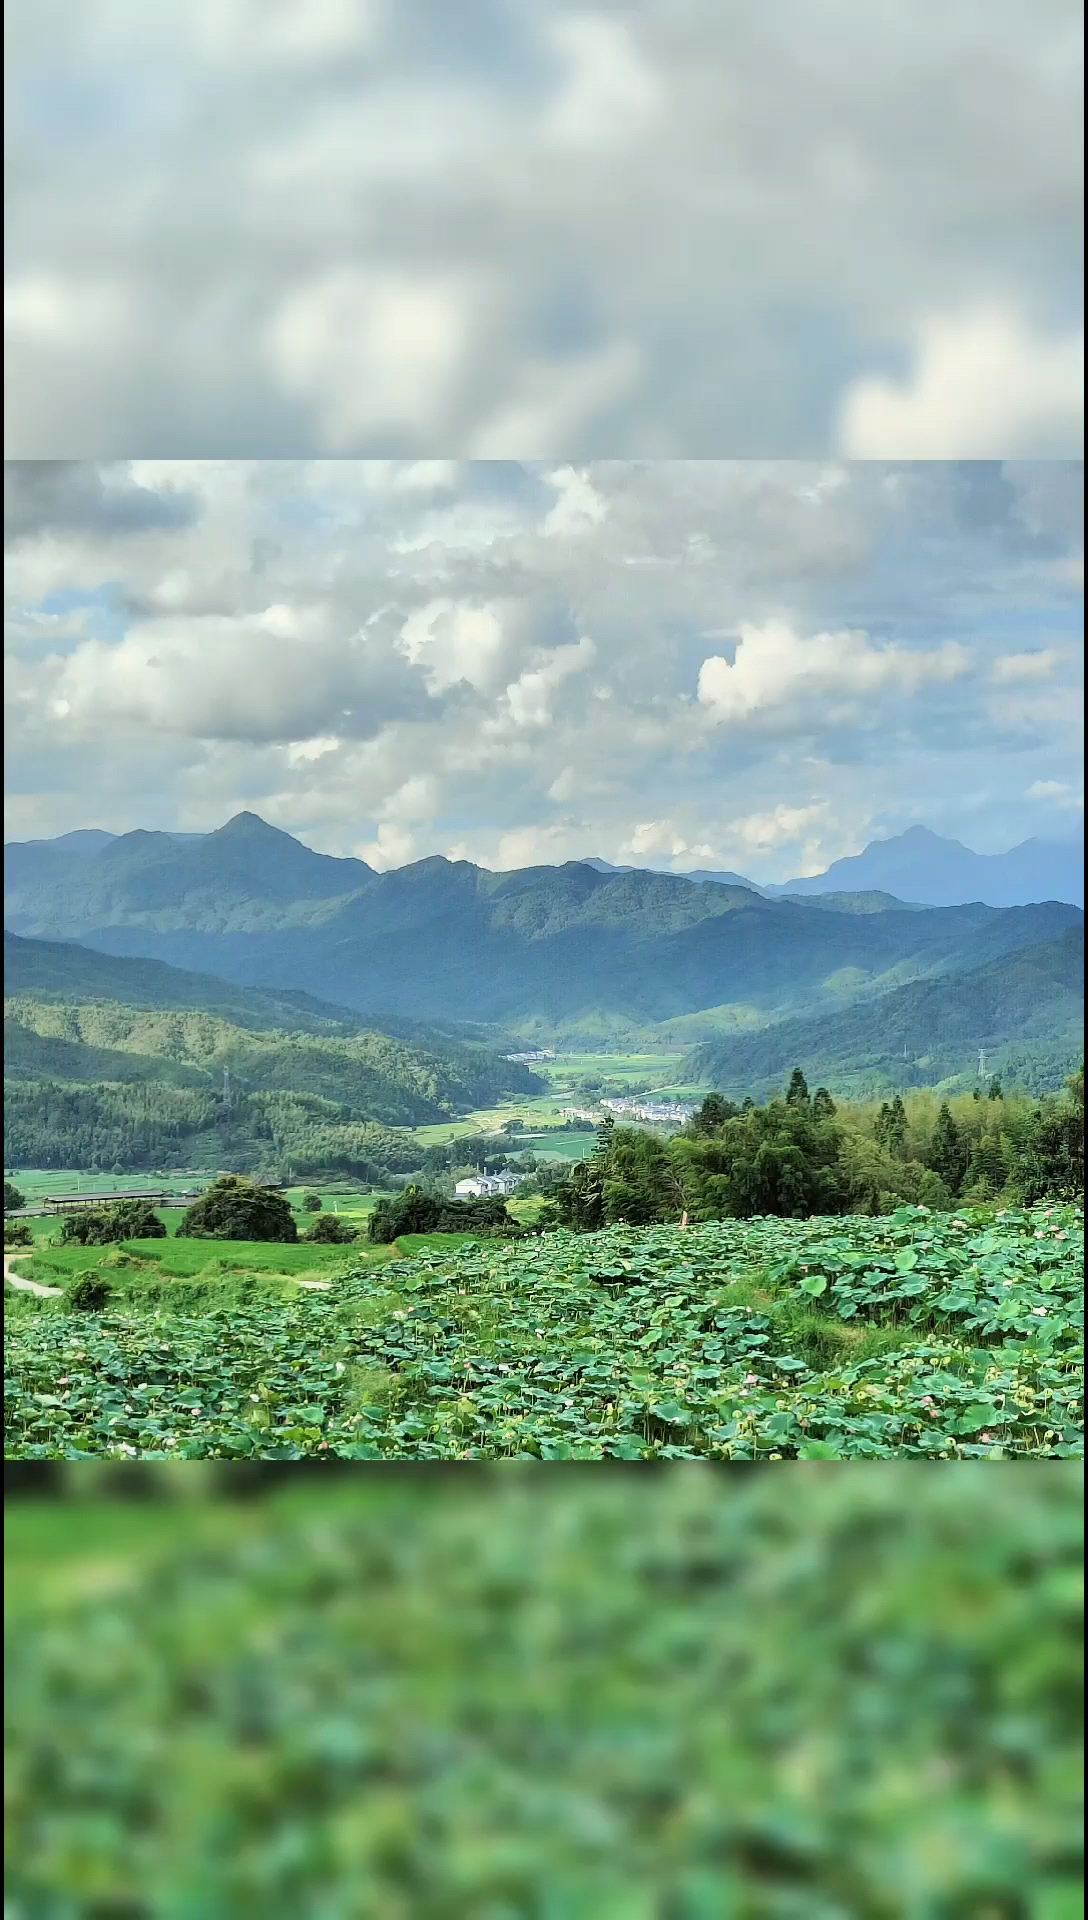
<box><xmin>546</xmin><ymin>1068</ymin><xmax>1084</xmax><ymax>1230</ymax></box>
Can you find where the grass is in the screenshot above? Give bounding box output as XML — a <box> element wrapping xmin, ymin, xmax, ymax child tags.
<box><xmin>6</xmin><ymin>1167</ymin><xmax>218</xmax><ymax>1203</ymax></box>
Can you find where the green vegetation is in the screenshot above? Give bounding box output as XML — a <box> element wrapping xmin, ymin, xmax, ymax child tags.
<box><xmin>548</xmin><ymin>1073</ymin><xmax>1084</xmax><ymax>1233</ymax></box>
<box><xmin>4</xmin><ymin>1180</ymin><xmax>27</xmax><ymax>1211</ymax></box>
<box><xmin>178</xmin><ymin>1175</ymin><xmax>298</xmax><ymax>1243</ymax></box>
<box><xmin>6</xmin><ymin>1470</ymin><xmax>1082</xmax><ymax>1916</ymax></box>
<box><xmin>58</xmin><ymin>1198</ymin><xmax>167</xmax><ymax>1245</ymax></box>
<box><xmin>305</xmin><ymin>1213</ymin><xmax>358</xmax><ymax>1245</ymax></box>
<box><xmin>367</xmin><ymin>1185</ymin><xmax>524</xmax><ymax>1244</ymax></box>
<box><xmin>4</xmin><ymin>931</ymin><xmax>542</xmax><ymax>1177</ymax></box>
<box><xmin>5</xmin><ymin>827</ymin><xmax>1082</xmax><ymax>1072</ymax></box>
<box><xmin>688</xmin><ymin>928</ymin><xmax>1085</xmax><ymax>1098</ymax></box>
<box><xmin>6</xmin><ymin>1203</ymin><xmax>1081</xmax><ymax>1459</ymax></box>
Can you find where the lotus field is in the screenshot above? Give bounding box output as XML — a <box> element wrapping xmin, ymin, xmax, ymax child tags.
<box><xmin>4</xmin><ymin>1204</ymin><xmax>1082</xmax><ymax>1459</ymax></box>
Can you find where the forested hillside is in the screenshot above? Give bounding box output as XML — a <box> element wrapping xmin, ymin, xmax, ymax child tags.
<box><xmin>5</xmin><ymin>817</ymin><xmax>1082</xmax><ymax>1041</ymax></box>
<box><xmin>687</xmin><ymin>930</ymin><xmax>1085</xmax><ymax>1098</ymax></box>
<box><xmin>3</xmin><ymin>934</ymin><xmax>542</xmax><ymax>1172</ymax></box>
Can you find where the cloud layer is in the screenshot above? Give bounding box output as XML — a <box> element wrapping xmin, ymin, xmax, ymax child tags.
<box><xmin>5</xmin><ymin>1</ymin><xmax>1083</xmax><ymax>457</ymax></box>
<box><xmin>4</xmin><ymin>459</ymin><xmax>1083</xmax><ymax>877</ymax></box>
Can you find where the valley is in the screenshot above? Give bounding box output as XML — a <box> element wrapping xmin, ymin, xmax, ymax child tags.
<box><xmin>4</xmin><ymin>814</ymin><xmax>1084</xmax><ymax>1464</ymax></box>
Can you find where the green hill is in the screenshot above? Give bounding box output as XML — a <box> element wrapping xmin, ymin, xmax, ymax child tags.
<box><xmin>3</xmin><ymin>933</ymin><xmax>544</xmax><ymax>1174</ymax></box>
<box><xmin>687</xmin><ymin>930</ymin><xmax>1086</xmax><ymax>1098</ymax></box>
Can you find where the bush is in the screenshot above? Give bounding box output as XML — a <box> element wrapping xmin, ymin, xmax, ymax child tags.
<box><xmin>368</xmin><ymin>1185</ymin><xmax>522</xmax><ymax>1244</ymax></box>
<box><xmin>306</xmin><ymin>1214</ymin><xmax>357</xmax><ymax>1244</ymax></box>
<box><xmin>301</xmin><ymin>1193</ymin><xmax>323</xmax><ymax>1212</ymax></box>
<box><xmin>178</xmin><ymin>1176</ymin><xmax>298</xmax><ymax>1243</ymax></box>
<box><xmin>4</xmin><ymin>1222</ymin><xmax>33</xmax><ymax>1248</ymax></box>
<box><xmin>4</xmin><ymin>1182</ymin><xmax>27</xmax><ymax>1212</ymax></box>
<box><xmin>59</xmin><ymin>1200</ymin><xmax>167</xmax><ymax>1247</ymax></box>
<box><xmin>66</xmin><ymin>1273</ymin><xmax>113</xmax><ymax>1312</ymax></box>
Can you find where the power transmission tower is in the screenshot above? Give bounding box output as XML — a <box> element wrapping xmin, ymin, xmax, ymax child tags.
<box><xmin>977</xmin><ymin>1048</ymin><xmax>986</xmax><ymax>1080</ymax></box>
<box><xmin>222</xmin><ymin>1067</ymin><xmax>232</xmax><ymax>1110</ymax></box>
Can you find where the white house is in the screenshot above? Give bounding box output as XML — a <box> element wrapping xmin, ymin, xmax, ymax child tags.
<box><xmin>455</xmin><ymin>1172</ymin><xmax>520</xmax><ymax>1199</ymax></box>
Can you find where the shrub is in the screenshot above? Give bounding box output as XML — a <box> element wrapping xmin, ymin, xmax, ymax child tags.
<box><xmin>4</xmin><ymin>1182</ymin><xmax>27</xmax><ymax>1212</ymax></box>
<box><xmin>66</xmin><ymin>1274</ymin><xmax>113</xmax><ymax>1312</ymax></box>
<box><xmin>178</xmin><ymin>1176</ymin><xmax>298</xmax><ymax>1243</ymax></box>
<box><xmin>59</xmin><ymin>1201</ymin><xmax>166</xmax><ymax>1247</ymax></box>
<box><xmin>301</xmin><ymin>1193</ymin><xmax>323</xmax><ymax>1212</ymax></box>
<box><xmin>306</xmin><ymin>1214</ymin><xmax>357</xmax><ymax>1244</ymax></box>
<box><xmin>368</xmin><ymin>1186</ymin><xmax>522</xmax><ymax>1244</ymax></box>
<box><xmin>4</xmin><ymin>1222</ymin><xmax>33</xmax><ymax>1248</ymax></box>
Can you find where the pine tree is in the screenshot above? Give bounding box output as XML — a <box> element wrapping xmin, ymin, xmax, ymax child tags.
<box><xmin>930</xmin><ymin>1103</ymin><xmax>967</xmax><ymax>1196</ymax></box>
<box><xmin>785</xmin><ymin>1069</ymin><xmax>810</xmax><ymax>1108</ymax></box>
<box><xmin>812</xmin><ymin>1088</ymin><xmax>836</xmax><ymax>1120</ymax></box>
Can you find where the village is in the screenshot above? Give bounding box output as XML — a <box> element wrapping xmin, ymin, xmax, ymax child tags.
<box><xmin>560</xmin><ymin>1096</ymin><xmax>698</xmax><ymax>1127</ymax></box>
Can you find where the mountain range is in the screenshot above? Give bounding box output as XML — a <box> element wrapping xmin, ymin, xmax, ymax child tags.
<box><xmin>587</xmin><ymin>824</ymin><xmax>1083</xmax><ymax>909</ymax></box>
<box><xmin>3</xmin><ymin>815</ymin><xmax>1083</xmax><ymax>1091</ymax></box>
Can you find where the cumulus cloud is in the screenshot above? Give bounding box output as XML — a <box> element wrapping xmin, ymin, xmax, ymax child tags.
<box><xmin>5</xmin><ymin>1</ymin><xmax>1082</xmax><ymax>455</ymax></box>
<box><xmin>839</xmin><ymin>309</ymin><xmax>1085</xmax><ymax>458</ymax></box>
<box><xmin>697</xmin><ymin>620</ymin><xmax>971</xmax><ymax>726</ymax></box>
<box><xmin>4</xmin><ymin>459</ymin><xmax>1083</xmax><ymax>874</ymax></box>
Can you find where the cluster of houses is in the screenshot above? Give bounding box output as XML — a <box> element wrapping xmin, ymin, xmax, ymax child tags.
<box><xmin>559</xmin><ymin>1097</ymin><xmax>698</xmax><ymax>1128</ymax></box>
<box><xmin>503</xmin><ymin>1048</ymin><xmax>557</xmax><ymax>1063</ymax></box>
<box><xmin>600</xmin><ymin>1096</ymin><xmax>698</xmax><ymax>1126</ymax></box>
<box><xmin>453</xmin><ymin>1170</ymin><xmax>523</xmax><ymax>1199</ymax></box>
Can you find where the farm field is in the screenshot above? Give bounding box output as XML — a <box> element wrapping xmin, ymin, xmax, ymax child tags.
<box><xmin>7</xmin><ymin>1470</ymin><xmax>1082</xmax><ymax>1915</ymax></box>
<box><xmin>6</xmin><ymin>1167</ymin><xmax>218</xmax><ymax>1205</ymax></box>
<box><xmin>5</xmin><ymin>1204</ymin><xmax>1081</xmax><ymax>1461</ymax></box>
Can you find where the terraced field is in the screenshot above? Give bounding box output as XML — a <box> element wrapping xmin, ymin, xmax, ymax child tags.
<box><xmin>5</xmin><ymin>1204</ymin><xmax>1081</xmax><ymax>1460</ymax></box>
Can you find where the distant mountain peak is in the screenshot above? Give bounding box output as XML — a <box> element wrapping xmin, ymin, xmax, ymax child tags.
<box><xmin>213</xmin><ymin>811</ymin><xmax>296</xmax><ymax>842</ymax></box>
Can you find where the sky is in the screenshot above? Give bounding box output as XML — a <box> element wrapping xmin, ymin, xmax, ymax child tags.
<box><xmin>4</xmin><ymin>459</ymin><xmax>1083</xmax><ymax>880</ymax></box>
<box><xmin>4</xmin><ymin>0</ymin><xmax>1083</xmax><ymax>459</ymax></box>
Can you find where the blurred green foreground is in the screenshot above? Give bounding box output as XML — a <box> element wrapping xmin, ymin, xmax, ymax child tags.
<box><xmin>5</xmin><ymin>1466</ymin><xmax>1084</xmax><ymax>1919</ymax></box>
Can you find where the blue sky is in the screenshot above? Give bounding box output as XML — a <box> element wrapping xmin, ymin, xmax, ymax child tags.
<box><xmin>5</xmin><ymin>1</ymin><xmax>1082</xmax><ymax>459</ymax></box>
<box><xmin>3</xmin><ymin>459</ymin><xmax>1083</xmax><ymax>878</ymax></box>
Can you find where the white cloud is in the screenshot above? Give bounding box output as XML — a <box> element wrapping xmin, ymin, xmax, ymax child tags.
<box><xmin>839</xmin><ymin>309</ymin><xmax>1085</xmax><ymax>458</ymax></box>
<box><xmin>398</xmin><ymin>599</ymin><xmax>508</xmax><ymax>695</ymax></box>
<box><xmin>496</xmin><ymin>637</ymin><xmax>596</xmax><ymax>731</ymax></box>
<box><xmin>1027</xmin><ymin>779</ymin><xmax>1083</xmax><ymax>809</ymax></box>
<box><xmin>992</xmin><ymin>649</ymin><xmax>1062</xmax><ymax>683</ymax></box>
<box><xmin>263</xmin><ymin>268</ymin><xmax>477</xmax><ymax>449</ymax></box>
<box><xmin>4</xmin><ymin>459</ymin><xmax>1082</xmax><ymax>876</ymax></box>
<box><xmin>697</xmin><ymin>619</ymin><xmax>971</xmax><ymax>725</ymax></box>
<box><xmin>7</xmin><ymin>4</ymin><xmax>1082</xmax><ymax>456</ymax></box>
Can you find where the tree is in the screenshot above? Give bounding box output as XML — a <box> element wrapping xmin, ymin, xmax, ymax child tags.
<box><xmin>987</xmin><ymin>1078</ymin><xmax>1003</xmax><ymax>1101</ymax></box>
<box><xmin>930</xmin><ymin>1104</ymin><xmax>967</xmax><ymax>1196</ymax></box>
<box><xmin>178</xmin><ymin>1176</ymin><xmax>298</xmax><ymax>1243</ymax></box>
<box><xmin>60</xmin><ymin>1199</ymin><xmax>167</xmax><ymax>1246</ymax></box>
<box><xmin>301</xmin><ymin>1192</ymin><xmax>323</xmax><ymax>1212</ymax></box>
<box><xmin>689</xmin><ymin>1093</ymin><xmax>738</xmax><ymax>1135</ymax></box>
<box><xmin>812</xmin><ymin>1088</ymin><xmax>837</xmax><ymax>1120</ymax></box>
<box><xmin>4</xmin><ymin>1221</ymin><xmax>32</xmax><ymax>1247</ymax></box>
<box><xmin>4</xmin><ymin>1182</ymin><xmax>27</xmax><ymax>1213</ymax></box>
<box><xmin>785</xmin><ymin>1069</ymin><xmax>810</xmax><ymax>1108</ymax></box>
<box><xmin>307</xmin><ymin>1213</ymin><xmax>357</xmax><ymax>1244</ymax></box>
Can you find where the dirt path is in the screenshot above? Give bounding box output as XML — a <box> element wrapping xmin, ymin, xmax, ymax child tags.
<box><xmin>3</xmin><ymin>1252</ymin><xmax>63</xmax><ymax>1298</ymax></box>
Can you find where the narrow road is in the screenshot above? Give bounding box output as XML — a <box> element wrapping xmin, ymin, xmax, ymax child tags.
<box><xmin>3</xmin><ymin>1252</ymin><xmax>63</xmax><ymax>1298</ymax></box>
